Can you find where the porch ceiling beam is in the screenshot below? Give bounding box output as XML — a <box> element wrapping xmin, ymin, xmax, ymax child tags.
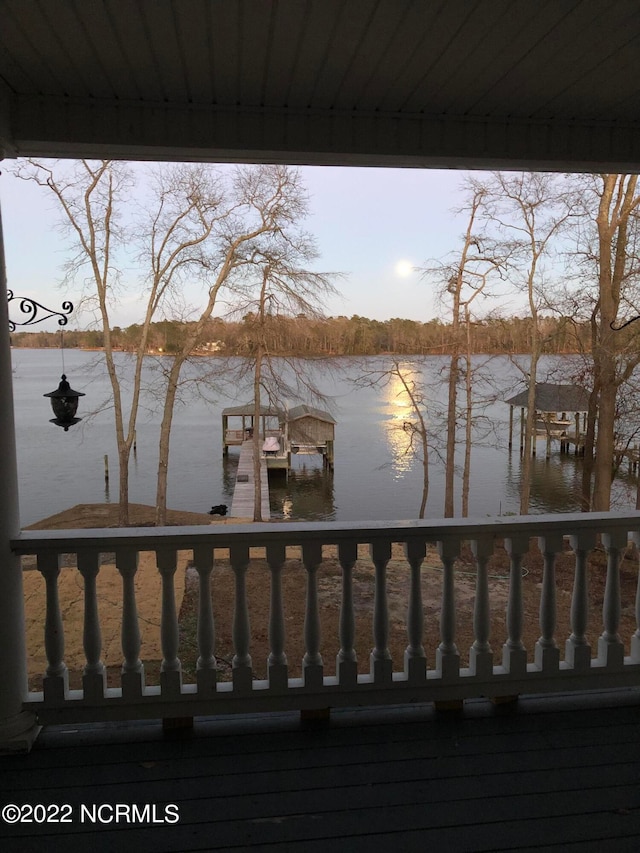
<box><xmin>4</xmin><ymin>93</ymin><xmax>640</xmax><ymax>173</ymax></box>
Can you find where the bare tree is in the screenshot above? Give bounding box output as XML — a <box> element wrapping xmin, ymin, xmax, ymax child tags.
<box><xmin>564</xmin><ymin>175</ymin><xmax>640</xmax><ymax>511</ymax></box>
<box><xmin>227</xmin><ymin>177</ymin><xmax>340</xmax><ymax>521</ymax></box>
<box><xmin>13</xmin><ymin>159</ymin><xmax>144</xmax><ymax>524</ymax></box>
<box><xmin>421</xmin><ymin>182</ymin><xmax>503</xmax><ymax>517</ymax></box>
<box><xmin>482</xmin><ymin>172</ymin><xmax>572</xmax><ymax>514</ymax></box>
<box><xmin>13</xmin><ymin>160</ymin><xmax>331</xmax><ymax>526</ymax></box>
<box><xmin>590</xmin><ymin>176</ymin><xmax>640</xmax><ymax>510</ymax></box>
<box><xmin>151</xmin><ymin>165</ymin><xmax>336</xmax><ymax>524</ymax></box>
<box><xmin>15</xmin><ymin>159</ymin><xmax>247</xmax><ymax>525</ymax></box>
<box><xmin>135</xmin><ymin>163</ymin><xmax>236</xmax><ymax>525</ymax></box>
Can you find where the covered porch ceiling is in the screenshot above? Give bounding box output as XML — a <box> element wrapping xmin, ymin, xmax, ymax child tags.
<box><xmin>1</xmin><ymin>0</ymin><xmax>639</xmax><ymax>171</ymax></box>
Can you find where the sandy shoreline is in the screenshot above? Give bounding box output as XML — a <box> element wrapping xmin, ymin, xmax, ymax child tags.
<box><xmin>22</xmin><ymin>503</ymin><xmax>252</xmax><ymax>684</ymax></box>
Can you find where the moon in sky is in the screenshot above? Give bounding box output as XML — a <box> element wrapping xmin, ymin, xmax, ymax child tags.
<box><xmin>394</xmin><ymin>259</ymin><xmax>414</xmax><ymax>277</ymax></box>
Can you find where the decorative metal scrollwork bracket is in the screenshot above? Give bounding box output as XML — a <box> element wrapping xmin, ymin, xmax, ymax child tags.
<box><xmin>7</xmin><ymin>290</ymin><xmax>73</xmax><ymax>332</ymax></box>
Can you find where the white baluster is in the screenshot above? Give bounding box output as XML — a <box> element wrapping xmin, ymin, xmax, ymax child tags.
<box><xmin>502</xmin><ymin>535</ymin><xmax>529</xmax><ymax>676</ymax></box>
<box><xmin>404</xmin><ymin>539</ymin><xmax>426</xmax><ymax>684</ymax></box>
<box><xmin>436</xmin><ymin>539</ymin><xmax>460</xmax><ymax>680</ymax></box>
<box><xmin>230</xmin><ymin>544</ymin><xmax>253</xmax><ymax>692</ymax></box>
<box><xmin>267</xmin><ymin>542</ymin><xmax>288</xmax><ymax>690</ymax></box>
<box><xmin>566</xmin><ymin>531</ymin><xmax>596</xmax><ymax>670</ymax></box>
<box><xmin>38</xmin><ymin>552</ymin><xmax>68</xmax><ymax>702</ymax></box>
<box><xmin>302</xmin><ymin>542</ymin><xmax>323</xmax><ymax>688</ymax></box>
<box><xmin>370</xmin><ymin>540</ymin><xmax>392</xmax><ymax>684</ymax></box>
<box><xmin>157</xmin><ymin>548</ymin><xmax>182</xmax><ymax>698</ymax></box>
<box><xmin>598</xmin><ymin>530</ymin><xmax>627</xmax><ymax>669</ymax></box>
<box><xmin>469</xmin><ymin>537</ymin><xmax>493</xmax><ymax>679</ymax></box>
<box><xmin>337</xmin><ymin>541</ymin><xmax>358</xmax><ymax>687</ymax></box>
<box><xmin>77</xmin><ymin>549</ymin><xmax>105</xmax><ymax>701</ymax></box>
<box><xmin>534</xmin><ymin>534</ymin><xmax>562</xmax><ymax>672</ymax></box>
<box><xmin>193</xmin><ymin>544</ymin><xmax>216</xmax><ymax>696</ymax></box>
<box><xmin>116</xmin><ymin>548</ymin><xmax>145</xmax><ymax>699</ymax></box>
<box><xmin>631</xmin><ymin>532</ymin><xmax>640</xmax><ymax>662</ymax></box>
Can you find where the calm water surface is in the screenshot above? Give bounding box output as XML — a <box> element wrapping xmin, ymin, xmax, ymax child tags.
<box><xmin>11</xmin><ymin>349</ymin><xmax>636</xmax><ymax>527</ymax></box>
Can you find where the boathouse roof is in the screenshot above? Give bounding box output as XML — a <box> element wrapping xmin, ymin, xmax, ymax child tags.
<box><xmin>505</xmin><ymin>383</ymin><xmax>590</xmax><ymax>413</ymax></box>
<box><xmin>222</xmin><ymin>403</ymin><xmax>336</xmax><ymax>423</ymax></box>
<box><xmin>287</xmin><ymin>405</ymin><xmax>336</xmax><ymax>424</ymax></box>
<box><xmin>222</xmin><ymin>403</ymin><xmax>283</xmax><ymax>418</ymax></box>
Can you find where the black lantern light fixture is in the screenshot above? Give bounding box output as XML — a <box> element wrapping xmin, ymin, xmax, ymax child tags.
<box><xmin>7</xmin><ymin>290</ymin><xmax>85</xmax><ymax>430</ymax></box>
<box><xmin>43</xmin><ymin>374</ymin><xmax>85</xmax><ymax>431</ymax></box>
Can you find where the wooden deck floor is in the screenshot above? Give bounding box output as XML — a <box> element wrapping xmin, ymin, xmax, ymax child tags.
<box><xmin>2</xmin><ymin>689</ymin><xmax>640</xmax><ymax>852</ymax></box>
<box><xmin>230</xmin><ymin>440</ymin><xmax>270</xmax><ymax>520</ymax></box>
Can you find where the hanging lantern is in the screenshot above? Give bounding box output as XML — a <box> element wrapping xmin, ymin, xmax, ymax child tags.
<box><xmin>7</xmin><ymin>291</ymin><xmax>86</xmax><ymax>430</ymax></box>
<box><xmin>44</xmin><ymin>374</ymin><xmax>85</xmax><ymax>431</ymax></box>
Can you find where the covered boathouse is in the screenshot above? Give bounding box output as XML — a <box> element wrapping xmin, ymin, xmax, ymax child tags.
<box><xmin>505</xmin><ymin>382</ymin><xmax>590</xmax><ymax>457</ymax></box>
<box><xmin>221</xmin><ymin>403</ymin><xmax>283</xmax><ymax>453</ymax></box>
<box><xmin>222</xmin><ymin>402</ymin><xmax>335</xmax><ymax>469</ymax></box>
<box><xmin>287</xmin><ymin>405</ymin><xmax>335</xmax><ymax>467</ymax></box>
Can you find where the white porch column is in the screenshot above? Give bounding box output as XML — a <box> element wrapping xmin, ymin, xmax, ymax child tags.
<box><xmin>0</xmin><ymin>200</ymin><xmax>41</xmax><ymax>752</ymax></box>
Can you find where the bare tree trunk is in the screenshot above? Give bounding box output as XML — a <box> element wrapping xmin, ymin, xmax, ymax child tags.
<box><xmin>593</xmin><ymin>360</ymin><xmax>616</xmax><ymax>511</ymax></box>
<box><xmin>250</xmin><ymin>269</ymin><xmax>271</xmax><ymax>523</ymax></box>
<box><xmin>153</xmin><ymin>286</ymin><xmax>229</xmax><ymax>526</ymax></box>
<box><xmin>419</xmin><ymin>451</ymin><xmax>429</xmax><ymax>519</ymax></box>
<box><xmin>519</xmin><ymin>351</ymin><xmax>539</xmax><ymax>515</ymax></box>
<box><xmin>440</xmin><ymin>188</ymin><xmax>493</xmax><ymax>517</ymax></box>
<box><xmin>117</xmin><ymin>445</ymin><xmax>130</xmax><ymax>522</ymax></box>
<box><xmin>443</xmin><ymin>223</ymin><xmax>473</xmax><ymax>517</ymax></box>
<box><xmin>591</xmin><ymin>174</ymin><xmax>639</xmax><ymax>512</ymax></box>
<box><xmin>444</xmin><ymin>339</ymin><xmax>459</xmax><ymax>517</ymax></box>
<box><xmin>253</xmin><ymin>346</ymin><xmax>264</xmax><ymax>522</ymax></box>
<box><xmin>155</xmin><ymin>360</ymin><xmax>181</xmax><ymax>526</ymax></box>
<box><xmin>580</xmin><ymin>304</ymin><xmax>600</xmax><ymax>511</ymax></box>
<box><xmin>580</xmin><ymin>384</ymin><xmax>599</xmax><ymax>511</ymax></box>
<box><xmin>520</xmin><ymin>269</ymin><xmax>541</xmax><ymax>516</ymax></box>
<box><xmin>462</xmin><ymin>307</ymin><xmax>473</xmax><ymax>518</ymax></box>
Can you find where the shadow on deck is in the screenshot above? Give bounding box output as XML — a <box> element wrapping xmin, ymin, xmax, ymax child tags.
<box><xmin>2</xmin><ymin>688</ymin><xmax>640</xmax><ymax>852</ymax></box>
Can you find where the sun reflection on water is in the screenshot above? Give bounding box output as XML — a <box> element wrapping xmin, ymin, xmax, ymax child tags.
<box><xmin>383</xmin><ymin>364</ymin><xmax>423</xmax><ymax>479</ymax></box>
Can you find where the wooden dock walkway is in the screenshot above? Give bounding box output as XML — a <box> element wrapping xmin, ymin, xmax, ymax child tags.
<box><xmin>559</xmin><ymin>433</ymin><xmax>640</xmax><ymax>472</ymax></box>
<box><xmin>230</xmin><ymin>440</ymin><xmax>270</xmax><ymax>519</ymax></box>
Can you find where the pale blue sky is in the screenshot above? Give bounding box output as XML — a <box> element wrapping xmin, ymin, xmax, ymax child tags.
<box><xmin>0</xmin><ymin>162</ymin><xmax>502</xmax><ymax>330</ymax></box>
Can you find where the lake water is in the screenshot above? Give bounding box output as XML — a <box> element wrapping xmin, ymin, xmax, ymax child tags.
<box><xmin>10</xmin><ymin>349</ymin><xmax>637</xmax><ymax>527</ymax></box>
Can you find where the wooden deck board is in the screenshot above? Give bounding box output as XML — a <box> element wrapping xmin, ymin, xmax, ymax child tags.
<box><xmin>6</xmin><ymin>725</ymin><xmax>640</xmax><ymax>792</ymax></box>
<box><xmin>230</xmin><ymin>440</ymin><xmax>270</xmax><ymax>520</ymax></box>
<box><xmin>2</xmin><ymin>691</ymin><xmax>640</xmax><ymax>851</ymax></box>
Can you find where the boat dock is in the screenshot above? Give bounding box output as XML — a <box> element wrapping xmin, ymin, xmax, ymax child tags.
<box><xmin>224</xmin><ymin>403</ymin><xmax>337</xmax><ymax>521</ymax></box>
<box><xmin>229</xmin><ymin>440</ymin><xmax>271</xmax><ymax>519</ymax></box>
<box><xmin>222</xmin><ymin>403</ymin><xmax>335</xmax><ymax>471</ymax></box>
<box><xmin>506</xmin><ymin>383</ymin><xmax>590</xmax><ymax>460</ymax></box>
<box><xmin>559</xmin><ymin>432</ymin><xmax>640</xmax><ymax>473</ymax></box>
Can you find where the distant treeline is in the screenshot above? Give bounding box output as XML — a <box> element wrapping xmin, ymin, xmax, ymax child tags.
<box><xmin>10</xmin><ymin>313</ymin><xmax>612</xmax><ymax>356</ymax></box>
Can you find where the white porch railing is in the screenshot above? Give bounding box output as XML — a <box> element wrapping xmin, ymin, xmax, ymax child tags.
<box><xmin>12</xmin><ymin>511</ymin><xmax>640</xmax><ymax>726</ymax></box>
